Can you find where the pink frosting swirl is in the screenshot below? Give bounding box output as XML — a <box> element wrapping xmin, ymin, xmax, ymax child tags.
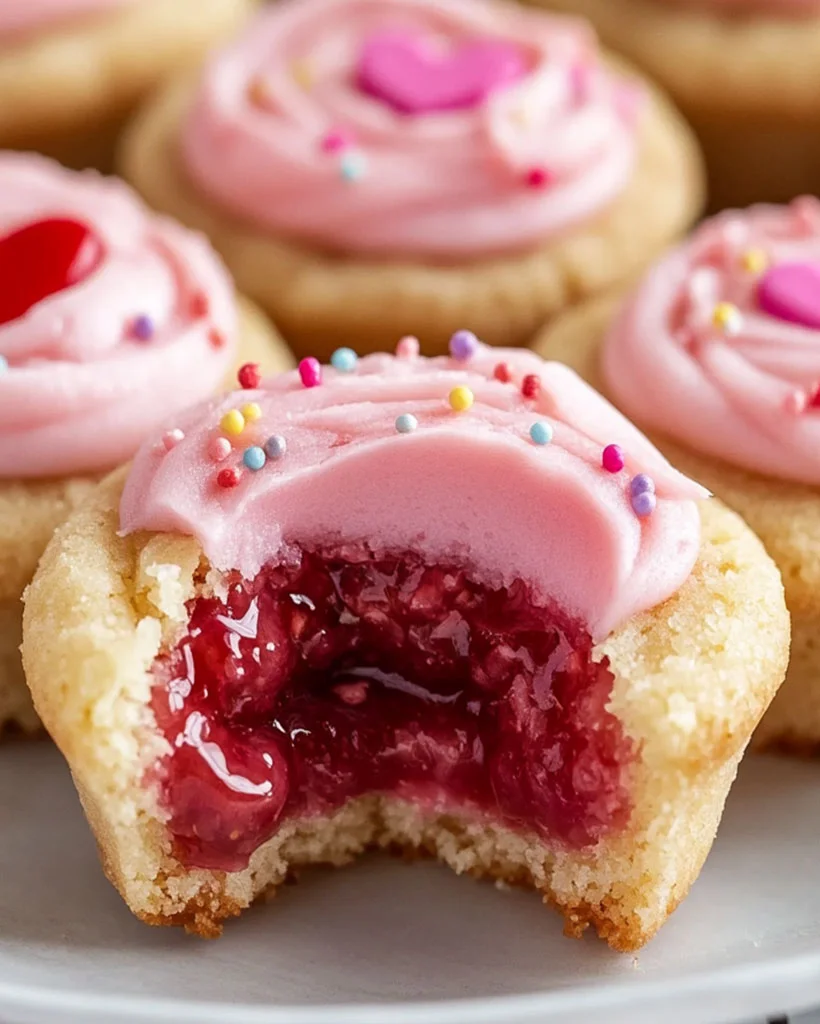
<box><xmin>120</xmin><ymin>342</ymin><xmax>705</xmax><ymax>640</ymax></box>
<box><xmin>603</xmin><ymin>197</ymin><xmax>820</xmax><ymax>484</ymax></box>
<box><xmin>0</xmin><ymin>0</ymin><xmax>132</xmax><ymax>38</ymax></box>
<box><xmin>181</xmin><ymin>0</ymin><xmax>642</xmax><ymax>258</ymax></box>
<box><xmin>0</xmin><ymin>153</ymin><xmax>238</xmax><ymax>479</ymax></box>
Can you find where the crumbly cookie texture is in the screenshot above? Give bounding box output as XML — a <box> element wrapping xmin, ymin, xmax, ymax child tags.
<box><xmin>22</xmin><ymin>469</ymin><xmax>787</xmax><ymax>951</ymax></box>
<box><xmin>535</xmin><ymin>295</ymin><xmax>817</xmax><ymax>749</ymax></box>
<box><xmin>0</xmin><ymin>298</ymin><xmax>291</xmax><ymax>736</ymax></box>
<box><xmin>0</xmin><ymin>0</ymin><xmax>256</xmax><ymax>170</ymax></box>
<box><xmin>117</xmin><ymin>67</ymin><xmax>704</xmax><ymax>360</ymax></box>
<box><xmin>525</xmin><ymin>0</ymin><xmax>820</xmax><ymax>207</ymax></box>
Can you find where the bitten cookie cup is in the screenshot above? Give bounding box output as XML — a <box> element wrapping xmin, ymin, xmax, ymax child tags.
<box><xmin>118</xmin><ymin>0</ymin><xmax>704</xmax><ymax>360</ymax></box>
<box><xmin>523</xmin><ymin>0</ymin><xmax>820</xmax><ymax>209</ymax></box>
<box><xmin>0</xmin><ymin>153</ymin><xmax>292</xmax><ymax>736</ymax></box>
<box><xmin>534</xmin><ymin>197</ymin><xmax>820</xmax><ymax>749</ymax></box>
<box><xmin>0</xmin><ymin>0</ymin><xmax>257</xmax><ymax>171</ymax></box>
<box><xmin>22</xmin><ymin>342</ymin><xmax>787</xmax><ymax>952</ymax></box>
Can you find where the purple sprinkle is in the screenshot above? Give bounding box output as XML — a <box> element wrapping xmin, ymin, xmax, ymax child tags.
<box><xmin>631</xmin><ymin>490</ymin><xmax>657</xmax><ymax>518</ymax></box>
<box><xmin>131</xmin><ymin>314</ymin><xmax>154</xmax><ymax>341</ymax></box>
<box><xmin>449</xmin><ymin>330</ymin><xmax>480</xmax><ymax>361</ymax></box>
<box><xmin>630</xmin><ymin>473</ymin><xmax>656</xmax><ymax>498</ymax></box>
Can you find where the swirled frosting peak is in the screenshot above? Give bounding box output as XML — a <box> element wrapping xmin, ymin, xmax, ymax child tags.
<box><xmin>120</xmin><ymin>337</ymin><xmax>706</xmax><ymax>640</ymax></box>
<box><xmin>603</xmin><ymin>197</ymin><xmax>820</xmax><ymax>484</ymax></box>
<box><xmin>0</xmin><ymin>153</ymin><xmax>238</xmax><ymax>479</ymax></box>
<box><xmin>0</xmin><ymin>0</ymin><xmax>132</xmax><ymax>39</ymax></box>
<box><xmin>181</xmin><ymin>0</ymin><xmax>643</xmax><ymax>258</ymax></box>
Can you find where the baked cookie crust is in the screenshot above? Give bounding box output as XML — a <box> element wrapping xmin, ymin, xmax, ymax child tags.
<box><xmin>22</xmin><ymin>469</ymin><xmax>787</xmax><ymax>950</ymax></box>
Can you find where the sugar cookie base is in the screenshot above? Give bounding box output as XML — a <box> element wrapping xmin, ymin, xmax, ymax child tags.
<box><xmin>534</xmin><ymin>295</ymin><xmax>818</xmax><ymax>748</ymax></box>
<box><xmin>0</xmin><ymin>298</ymin><xmax>291</xmax><ymax>736</ymax></box>
<box><xmin>22</xmin><ymin>468</ymin><xmax>787</xmax><ymax>950</ymax></box>
<box><xmin>118</xmin><ymin>66</ymin><xmax>704</xmax><ymax>360</ymax></box>
<box><xmin>0</xmin><ymin>0</ymin><xmax>256</xmax><ymax>170</ymax></box>
<box><xmin>524</xmin><ymin>0</ymin><xmax>820</xmax><ymax>209</ymax></box>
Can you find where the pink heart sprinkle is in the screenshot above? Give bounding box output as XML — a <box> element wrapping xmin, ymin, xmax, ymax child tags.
<box><xmin>356</xmin><ymin>30</ymin><xmax>528</xmax><ymax>116</ymax></box>
<box><xmin>758</xmin><ymin>261</ymin><xmax>820</xmax><ymax>329</ymax></box>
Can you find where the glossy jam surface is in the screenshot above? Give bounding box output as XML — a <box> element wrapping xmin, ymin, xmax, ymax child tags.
<box><xmin>152</xmin><ymin>546</ymin><xmax>634</xmax><ymax>871</ymax></box>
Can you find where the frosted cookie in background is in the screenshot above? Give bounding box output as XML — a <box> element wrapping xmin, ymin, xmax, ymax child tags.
<box><xmin>0</xmin><ymin>0</ymin><xmax>257</xmax><ymax>170</ymax></box>
<box><xmin>521</xmin><ymin>0</ymin><xmax>820</xmax><ymax>209</ymax></box>
<box><xmin>119</xmin><ymin>0</ymin><xmax>704</xmax><ymax>358</ymax></box>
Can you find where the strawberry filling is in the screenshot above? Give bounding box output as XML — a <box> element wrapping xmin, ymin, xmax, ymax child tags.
<box><xmin>151</xmin><ymin>544</ymin><xmax>635</xmax><ymax>872</ymax></box>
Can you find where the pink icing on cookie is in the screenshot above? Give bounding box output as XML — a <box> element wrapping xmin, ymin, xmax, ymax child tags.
<box><xmin>0</xmin><ymin>0</ymin><xmax>132</xmax><ymax>38</ymax></box>
<box><xmin>120</xmin><ymin>342</ymin><xmax>705</xmax><ymax>640</ymax></box>
<box><xmin>180</xmin><ymin>0</ymin><xmax>642</xmax><ymax>258</ymax></box>
<box><xmin>0</xmin><ymin>153</ymin><xmax>238</xmax><ymax>479</ymax></box>
<box><xmin>602</xmin><ymin>197</ymin><xmax>820</xmax><ymax>484</ymax></box>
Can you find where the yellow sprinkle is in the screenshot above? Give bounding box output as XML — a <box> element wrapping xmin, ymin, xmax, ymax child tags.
<box><xmin>511</xmin><ymin>105</ymin><xmax>534</xmax><ymax>127</ymax></box>
<box><xmin>242</xmin><ymin>402</ymin><xmax>262</xmax><ymax>423</ymax></box>
<box><xmin>291</xmin><ymin>60</ymin><xmax>314</xmax><ymax>88</ymax></box>
<box><xmin>740</xmin><ymin>248</ymin><xmax>768</xmax><ymax>274</ymax></box>
<box><xmin>712</xmin><ymin>301</ymin><xmax>742</xmax><ymax>335</ymax></box>
<box><xmin>448</xmin><ymin>386</ymin><xmax>474</xmax><ymax>413</ymax></box>
<box><xmin>220</xmin><ymin>409</ymin><xmax>245</xmax><ymax>436</ymax></box>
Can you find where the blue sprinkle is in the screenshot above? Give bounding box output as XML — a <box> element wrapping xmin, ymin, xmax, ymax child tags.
<box><xmin>449</xmin><ymin>330</ymin><xmax>480</xmax><ymax>361</ymax></box>
<box><xmin>395</xmin><ymin>413</ymin><xmax>418</xmax><ymax>434</ymax></box>
<box><xmin>131</xmin><ymin>314</ymin><xmax>155</xmax><ymax>341</ymax></box>
<box><xmin>529</xmin><ymin>421</ymin><xmax>553</xmax><ymax>446</ymax></box>
<box><xmin>631</xmin><ymin>490</ymin><xmax>657</xmax><ymax>518</ymax></box>
<box><xmin>330</xmin><ymin>347</ymin><xmax>358</xmax><ymax>373</ymax></box>
<box><xmin>243</xmin><ymin>446</ymin><xmax>267</xmax><ymax>472</ymax></box>
<box><xmin>264</xmin><ymin>434</ymin><xmax>287</xmax><ymax>460</ymax></box>
<box><xmin>630</xmin><ymin>473</ymin><xmax>655</xmax><ymax>497</ymax></box>
<box><xmin>0</xmin><ymin>355</ymin><xmax>8</xmax><ymax>375</ymax></box>
<box><xmin>340</xmin><ymin>150</ymin><xmax>368</xmax><ymax>182</ymax></box>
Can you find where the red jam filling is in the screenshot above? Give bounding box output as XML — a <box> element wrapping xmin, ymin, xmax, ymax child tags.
<box><xmin>152</xmin><ymin>546</ymin><xmax>635</xmax><ymax>872</ymax></box>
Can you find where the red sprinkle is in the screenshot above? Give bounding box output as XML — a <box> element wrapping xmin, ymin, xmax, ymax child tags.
<box><xmin>208</xmin><ymin>328</ymin><xmax>226</xmax><ymax>349</ymax></box>
<box><xmin>809</xmin><ymin>384</ymin><xmax>820</xmax><ymax>408</ymax></box>
<box><xmin>521</xmin><ymin>374</ymin><xmax>541</xmax><ymax>400</ymax></box>
<box><xmin>217</xmin><ymin>467</ymin><xmax>241</xmax><ymax>489</ymax></box>
<box><xmin>602</xmin><ymin>444</ymin><xmax>625</xmax><ymax>474</ymax></box>
<box><xmin>237</xmin><ymin>362</ymin><xmax>262</xmax><ymax>389</ymax></box>
<box><xmin>493</xmin><ymin>362</ymin><xmax>511</xmax><ymax>383</ymax></box>
<box><xmin>525</xmin><ymin>167</ymin><xmax>552</xmax><ymax>190</ymax></box>
<box><xmin>190</xmin><ymin>292</ymin><xmax>210</xmax><ymax>319</ymax></box>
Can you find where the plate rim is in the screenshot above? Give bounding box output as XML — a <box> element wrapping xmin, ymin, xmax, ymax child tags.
<box><xmin>2</xmin><ymin>946</ymin><xmax>820</xmax><ymax>1023</ymax></box>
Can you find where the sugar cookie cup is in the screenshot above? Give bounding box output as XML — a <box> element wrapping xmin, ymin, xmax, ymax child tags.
<box><xmin>119</xmin><ymin>0</ymin><xmax>703</xmax><ymax>359</ymax></box>
<box><xmin>23</xmin><ymin>341</ymin><xmax>787</xmax><ymax>951</ymax></box>
<box><xmin>0</xmin><ymin>153</ymin><xmax>292</xmax><ymax>735</ymax></box>
<box><xmin>534</xmin><ymin>198</ymin><xmax>820</xmax><ymax>748</ymax></box>
<box><xmin>523</xmin><ymin>0</ymin><xmax>820</xmax><ymax>209</ymax></box>
<box><xmin>0</xmin><ymin>0</ymin><xmax>257</xmax><ymax>170</ymax></box>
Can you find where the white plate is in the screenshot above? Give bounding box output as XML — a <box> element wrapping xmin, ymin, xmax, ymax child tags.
<box><xmin>1</xmin><ymin>744</ymin><xmax>820</xmax><ymax>1024</ymax></box>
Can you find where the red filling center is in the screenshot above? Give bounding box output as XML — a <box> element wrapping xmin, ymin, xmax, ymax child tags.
<box><xmin>152</xmin><ymin>545</ymin><xmax>635</xmax><ymax>872</ymax></box>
